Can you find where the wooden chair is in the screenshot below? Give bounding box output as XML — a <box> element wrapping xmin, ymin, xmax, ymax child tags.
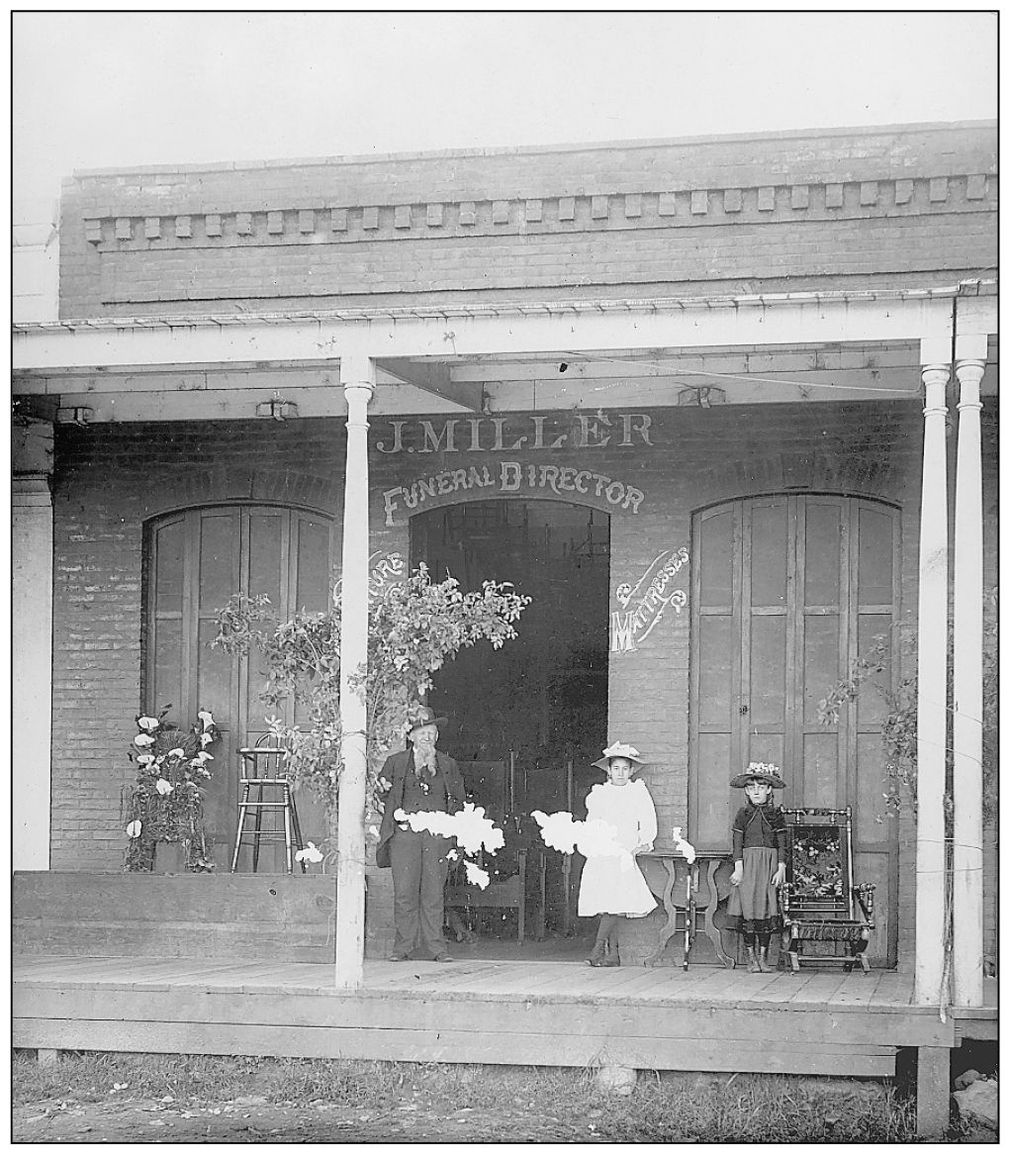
<box><xmin>778</xmin><ymin>806</ymin><xmax>876</xmax><ymax>973</ymax></box>
<box><xmin>230</xmin><ymin>734</ymin><xmax>305</xmax><ymax>874</ymax></box>
<box><xmin>444</xmin><ymin>835</ymin><xmax>547</xmax><ymax>944</ymax></box>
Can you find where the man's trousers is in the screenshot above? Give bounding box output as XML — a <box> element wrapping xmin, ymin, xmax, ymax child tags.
<box><xmin>389</xmin><ymin>828</ymin><xmax>452</xmax><ymax>957</ymax></box>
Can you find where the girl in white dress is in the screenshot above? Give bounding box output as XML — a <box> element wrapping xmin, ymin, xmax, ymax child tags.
<box><xmin>578</xmin><ymin>742</ymin><xmax>658</xmax><ymax>966</ymax></box>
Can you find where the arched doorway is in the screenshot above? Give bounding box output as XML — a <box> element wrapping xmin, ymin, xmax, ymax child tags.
<box><xmin>410</xmin><ymin>499</ymin><xmax>610</xmax><ymax>952</ymax></box>
<box><xmin>144</xmin><ymin>504</ymin><xmax>332</xmax><ymax>869</ymax></box>
<box><xmin>689</xmin><ymin>493</ymin><xmax>900</xmax><ymax>966</ymax></box>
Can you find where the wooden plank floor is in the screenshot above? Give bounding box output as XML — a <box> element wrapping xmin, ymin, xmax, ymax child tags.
<box><xmin>14</xmin><ymin>955</ymin><xmax>994</xmax><ymax>1076</ymax></box>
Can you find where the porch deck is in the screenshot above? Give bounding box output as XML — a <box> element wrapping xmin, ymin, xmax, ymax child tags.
<box><xmin>13</xmin><ymin>954</ymin><xmax>996</xmax><ymax>1078</ymax></box>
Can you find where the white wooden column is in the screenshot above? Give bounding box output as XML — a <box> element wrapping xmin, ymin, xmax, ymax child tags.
<box><xmin>914</xmin><ymin>354</ymin><xmax>950</xmax><ymax>1007</ymax></box>
<box><xmin>951</xmin><ymin>337</ymin><xmax>986</xmax><ymax>1007</ymax></box>
<box><xmin>335</xmin><ymin>363</ymin><xmax>375</xmax><ymax>989</ymax></box>
<box><xmin>13</xmin><ymin>420</ymin><xmax>55</xmax><ymax>869</ymax></box>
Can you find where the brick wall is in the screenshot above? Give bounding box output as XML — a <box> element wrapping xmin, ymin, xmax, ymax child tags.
<box><xmin>58</xmin><ymin>122</ymin><xmax>996</xmax><ymax>317</ymax></box>
<box><xmin>50</xmin><ymin>419</ymin><xmax>347</xmax><ymax>869</ymax></box>
<box><xmin>50</xmin><ymin>398</ymin><xmax>999</xmax><ymax>966</ymax></box>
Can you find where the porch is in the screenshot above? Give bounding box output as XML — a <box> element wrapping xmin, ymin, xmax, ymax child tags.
<box><xmin>13</xmin><ymin>951</ymin><xmax>996</xmax><ymax>1137</ymax></box>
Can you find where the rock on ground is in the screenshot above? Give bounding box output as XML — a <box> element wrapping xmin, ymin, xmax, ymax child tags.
<box><xmin>952</xmin><ymin>1078</ymin><xmax>998</xmax><ymax>1131</ymax></box>
<box><xmin>595</xmin><ymin>1066</ymin><xmax>636</xmax><ymax>1096</ymax></box>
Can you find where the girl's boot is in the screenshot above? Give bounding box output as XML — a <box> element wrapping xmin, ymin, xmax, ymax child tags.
<box><xmin>757</xmin><ymin>944</ymin><xmax>772</xmax><ymax>972</ymax></box>
<box><xmin>587</xmin><ymin>941</ymin><xmax>607</xmax><ymax>967</ymax></box>
<box><xmin>601</xmin><ymin>937</ymin><xmax>621</xmax><ymax>967</ymax></box>
<box><xmin>745</xmin><ymin>944</ymin><xmax>761</xmax><ymax>973</ymax></box>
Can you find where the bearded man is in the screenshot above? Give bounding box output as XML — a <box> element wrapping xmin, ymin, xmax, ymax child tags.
<box><xmin>375</xmin><ymin>707</ymin><xmax>465</xmax><ymax>962</ymax></box>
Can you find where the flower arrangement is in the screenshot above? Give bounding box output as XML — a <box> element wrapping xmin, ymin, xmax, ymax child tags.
<box><xmin>294</xmin><ymin>804</ymin><xmax>506</xmax><ymax>885</ymax></box>
<box><xmin>391</xmin><ymin>804</ymin><xmax>505</xmax><ymax>888</ymax></box>
<box><xmin>745</xmin><ymin>762</ymin><xmax>780</xmax><ymax>777</ymax></box>
<box><xmin>124</xmin><ymin>706</ymin><xmax>220</xmax><ymax>872</ymax></box>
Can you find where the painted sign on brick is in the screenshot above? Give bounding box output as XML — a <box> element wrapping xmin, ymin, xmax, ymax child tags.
<box><xmin>610</xmin><ymin>547</ymin><xmax>689</xmax><ymax>653</ymax></box>
<box><xmin>332</xmin><ymin>549</ymin><xmax>406</xmax><ymax>604</ymax></box>
<box><xmin>374</xmin><ymin>411</ymin><xmax>654</xmax><ymax>455</ymax></box>
<box><xmin>382</xmin><ymin>461</ymin><xmax>645</xmax><ymax>525</ymax></box>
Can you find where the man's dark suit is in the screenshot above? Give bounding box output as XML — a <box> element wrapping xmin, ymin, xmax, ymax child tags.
<box><xmin>376</xmin><ymin>747</ymin><xmax>465</xmax><ymax>958</ymax></box>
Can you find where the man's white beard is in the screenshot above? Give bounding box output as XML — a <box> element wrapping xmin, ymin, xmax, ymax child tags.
<box><xmin>414</xmin><ymin>744</ymin><xmax>436</xmax><ymax>773</ymax></box>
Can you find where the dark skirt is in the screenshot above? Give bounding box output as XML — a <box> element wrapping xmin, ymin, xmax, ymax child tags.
<box><xmin>726</xmin><ymin>845</ymin><xmax>782</xmax><ymax>934</ymax></box>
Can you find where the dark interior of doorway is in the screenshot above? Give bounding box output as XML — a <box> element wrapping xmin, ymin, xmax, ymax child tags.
<box><xmin>410</xmin><ymin>499</ymin><xmax>610</xmax><ymax>960</ymax></box>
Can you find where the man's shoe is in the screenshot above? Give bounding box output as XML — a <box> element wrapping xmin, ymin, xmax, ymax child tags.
<box><xmin>432</xmin><ymin>951</ymin><xmax>454</xmax><ymax>962</ymax></box>
<box><xmin>388</xmin><ymin>951</ymin><xmax>410</xmax><ymax>961</ymax></box>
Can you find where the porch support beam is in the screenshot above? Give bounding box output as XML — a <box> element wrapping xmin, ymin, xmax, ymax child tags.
<box><xmin>951</xmin><ymin>336</ymin><xmax>987</xmax><ymax>1008</ymax></box>
<box><xmin>13</xmin><ymin>420</ymin><xmax>55</xmax><ymax>870</ymax></box>
<box><xmin>913</xmin><ymin>347</ymin><xmax>950</xmax><ymax>1008</ymax></box>
<box><xmin>915</xmin><ymin>1046</ymin><xmax>951</xmax><ymax>1140</ymax></box>
<box><xmin>13</xmin><ymin>294</ymin><xmax>958</xmax><ymax>374</ymax></box>
<box><xmin>334</xmin><ymin>359</ymin><xmax>375</xmax><ymax>990</ymax></box>
<box><xmin>376</xmin><ymin>357</ymin><xmax>485</xmax><ymax>412</ymax></box>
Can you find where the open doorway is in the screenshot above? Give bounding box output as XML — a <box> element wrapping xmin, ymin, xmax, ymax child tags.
<box><xmin>410</xmin><ymin>500</ymin><xmax>610</xmax><ymax>959</ymax></box>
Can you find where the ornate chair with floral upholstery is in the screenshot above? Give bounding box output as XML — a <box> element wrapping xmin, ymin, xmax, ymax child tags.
<box><xmin>778</xmin><ymin>806</ymin><xmax>876</xmax><ymax>973</ymax></box>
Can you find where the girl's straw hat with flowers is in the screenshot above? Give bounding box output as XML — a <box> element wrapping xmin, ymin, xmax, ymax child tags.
<box><xmin>591</xmin><ymin>741</ymin><xmax>648</xmax><ymax>773</ymax></box>
<box><xmin>730</xmin><ymin>761</ymin><xmax>786</xmax><ymax>789</ymax></box>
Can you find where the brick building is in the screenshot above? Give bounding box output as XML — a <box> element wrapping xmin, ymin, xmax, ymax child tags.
<box><xmin>14</xmin><ymin>122</ymin><xmax>997</xmax><ymax>1001</ymax></box>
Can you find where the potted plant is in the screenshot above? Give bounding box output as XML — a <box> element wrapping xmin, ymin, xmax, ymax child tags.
<box><xmin>124</xmin><ymin>707</ymin><xmax>220</xmax><ymax>872</ymax></box>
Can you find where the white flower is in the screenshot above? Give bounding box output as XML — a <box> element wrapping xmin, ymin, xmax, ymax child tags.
<box><xmin>134</xmin><ymin>733</ymin><xmax>156</xmax><ymax>748</ymax></box>
<box><xmin>394</xmin><ymin>803</ymin><xmax>504</xmax><ymax>856</ymax></box>
<box><xmin>670</xmin><ymin>826</ymin><xmax>697</xmax><ymax>865</ymax></box>
<box><xmin>200</xmin><ymin>733</ymin><xmax>214</xmax><ymax>747</ymax></box>
<box><xmin>197</xmin><ymin>710</ymin><xmax>216</xmax><ymax>727</ymax></box>
<box><xmin>125</xmin><ymin>820</ymin><xmax>142</xmax><ymax>838</ymax></box>
<box><xmin>366</xmin><ymin>824</ymin><xmax>380</xmax><ymax>839</ymax></box>
<box><xmin>532</xmin><ymin>810</ymin><xmax>625</xmax><ymax>860</ymax></box>
<box><xmin>155</xmin><ymin>778</ymin><xmax>174</xmax><ymax>796</ymax></box>
<box><xmin>296</xmin><ymin>841</ymin><xmax>325</xmax><ymax>864</ymax></box>
<box><xmin>196</xmin><ymin>751</ymin><xmax>214</xmax><ymax>762</ymax></box>
<box><xmin>463</xmin><ymin>860</ymin><xmax>490</xmax><ymax>889</ymax></box>
<box><xmin>136</xmin><ymin>753</ymin><xmax>156</xmax><ymax>766</ymax></box>
<box><xmin>137</xmin><ymin>716</ymin><xmax>160</xmax><ymax>732</ymax></box>
<box><xmin>167</xmin><ymin>748</ymin><xmax>185</xmax><ymax>759</ymax></box>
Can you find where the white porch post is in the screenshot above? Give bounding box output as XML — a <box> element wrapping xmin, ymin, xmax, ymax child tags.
<box><xmin>13</xmin><ymin>420</ymin><xmax>55</xmax><ymax>870</ymax></box>
<box><xmin>335</xmin><ymin>362</ymin><xmax>375</xmax><ymax>989</ymax></box>
<box><xmin>914</xmin><ymin>351</ymin><xmax>950</xmax><ymax>1006</ymax></box>
<box><xmin>951</xmin><ymin>337</ymin><xmax>986</xmax><ymax>1007</ymax></box>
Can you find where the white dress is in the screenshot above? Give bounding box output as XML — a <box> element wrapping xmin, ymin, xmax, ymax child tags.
<box><xmin>577</xmin><ymin>779</ymin><xmax>659</xmax><ymax>918</ymax></box>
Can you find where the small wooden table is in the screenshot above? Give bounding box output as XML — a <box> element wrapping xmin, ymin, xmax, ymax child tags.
<box><xmin>637</xmin><ymin>850</ymin><xmax>736</xmax><ymax>970</ymax></box>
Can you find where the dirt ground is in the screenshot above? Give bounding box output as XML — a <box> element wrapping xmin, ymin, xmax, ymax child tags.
<box><xmin>13</xmin><ymin>1091</ymin><xmax>594</xmax><ymax>1144</ymax></box>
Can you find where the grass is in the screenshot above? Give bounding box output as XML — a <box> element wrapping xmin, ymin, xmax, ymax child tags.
<box><xmin>12</xmin><ymin>1050</ymin><xmax>924</xmax><ymax>1143</ymax></box>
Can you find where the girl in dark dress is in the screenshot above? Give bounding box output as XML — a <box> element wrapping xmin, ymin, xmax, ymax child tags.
<box><xmin>726</xmin><ymin>762</ymin><xmax>787</xmax><ymax>973</ymax></box>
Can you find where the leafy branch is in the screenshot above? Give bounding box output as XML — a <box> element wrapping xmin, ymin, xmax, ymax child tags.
<box><xmin>818</xmin><ymin>596</ymin><xmax>998</xmax><ymax>824</ymax></box>
<box><xmin>211</xmin><ymin>564</ymin><xmax>531</xmax><ymax>820</ymax></box>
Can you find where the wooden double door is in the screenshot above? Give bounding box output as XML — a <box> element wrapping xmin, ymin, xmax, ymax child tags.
<box><xmin>689</xmin><ymin>494</ymin><xmax>900</xmax><ymax>965</ymax></box>
<box><xmin>145</xmin><ymin>505</ymin><xmax>332</xmax><ymax>867</ymax></box>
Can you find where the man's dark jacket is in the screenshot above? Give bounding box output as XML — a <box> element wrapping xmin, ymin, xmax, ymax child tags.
<box><xmin>375</xmin><ymin>748</ymin><xmax>465</xmax><ymax>868</ymax></box>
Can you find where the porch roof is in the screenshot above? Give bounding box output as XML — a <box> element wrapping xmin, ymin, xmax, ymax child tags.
<box><xmin>12</xmin><ymin>284</ymin><xmax>996</xmax><ymax>422</ymax></box>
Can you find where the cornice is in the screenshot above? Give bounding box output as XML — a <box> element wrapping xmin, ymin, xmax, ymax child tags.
<box><xmin>82</xmin><ymin>174</ymin><xmax>995</xmax><ymax>250</ymax></box>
